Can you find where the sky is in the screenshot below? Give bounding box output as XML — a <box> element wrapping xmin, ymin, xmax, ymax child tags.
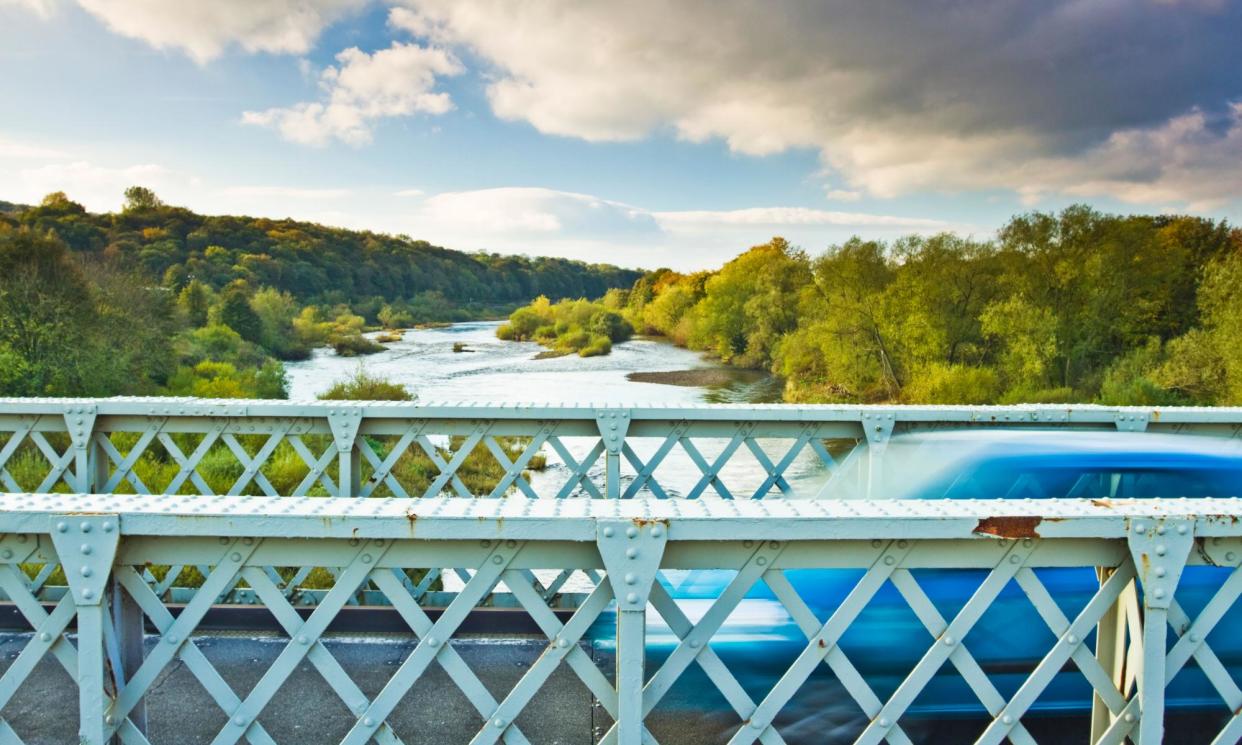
<box><xmin>1</xmin><ymin>0</ymin><xmax>1241</xmax><ymax>270</ymax></box>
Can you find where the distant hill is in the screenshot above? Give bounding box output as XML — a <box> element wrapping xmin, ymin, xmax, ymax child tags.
<box><xmin>0</xmin><ymin>191</ymin><xmax>643</xmax><ymax>311</ymax></box>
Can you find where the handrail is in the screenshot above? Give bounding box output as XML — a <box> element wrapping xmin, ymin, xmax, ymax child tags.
<box><xmin>3</xmin><ymin>399</ymin><xmax>1241</xmax><ymax>501</ymax></box>
<box><xmin>0</xmin><ymin>493</ymin><xmax>1238</xmax><ymax>743</ymax></box>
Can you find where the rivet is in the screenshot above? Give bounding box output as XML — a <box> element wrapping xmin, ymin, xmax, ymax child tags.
<box><xmin>603</xmin><ymin>527</ymin><xmax>614</xmax><ymax>538</ymax></box>
<box><xmin>624</xmin><ymin>572</ymin><xmax>637</xmax><ymax>585</ymax></box>
<box><xmin>884</xmin><ymin>556</ymin><xmax>896</xmax><ymax>566</ymax></box>
<box><xmin>879</xmin><ymin>718</ymin><xmax>890</xmax><ymax>727</ymax></box>
<box><xmin>689</xmin><ymin>639</ymin><xmax>701</xmax><ymax>648</ymax></box>
<box><xmin>1156</xmin><ymin>525</ymin><xmax>1167</xmax><ymax>535</ymax></box>
<box><xmin>56</xmin><ymin>522</ymin><xmax>68</xmax><ymax>533</ymax></box>
<box><xmin>557</xmin><ymin>638</ymin><xmax>569</xmax><ymax>648</ymax></box>
<box><xmin>1002</xmin><ymin>715</ymin><xmax>1013</xmax><ymax>725</ymax></box>
<box><xmin>896</xmin><ymin>540</ymin><xmax>907</xmax><ymax>549</ymax></box>
<box><xmin>871</xmin><ymin>539</ymin><xmax>882</xmax><ymax>549</ymax></box>
<box><xmin>480</xmin><ymin>540</ymin><xmax>491</xmax><ymax>548</ymax></box>
<box><xmin>298</xmin><ymin>635</ymin><xmax>309</xmax><ymax>645</ymax></box>
<box><xmin>493</xmin><ymin>555</ymin><xmax>504</xmax><ymax>565</ymax></box>
<box><xmin>769</xmin><ymin>541</ymin><xmax>780</xmax><ymax>550</ymax></box>
<box><xmin>751</xmin><ymin>720</ymin><xmax>764</xmax><ymax>729</ymax></box>
<box><xmin>943</xmin><ymin>635</ymin><xmax>954</xmax><ymax>646</ymax></box>
<box><xmin>1190</xmin><ymin>632</ymin><xmax>1201</xmax><ymax>643</ymax></box>
<box><xmin>494</xmin><ymin>718</ymin><xmax>506</xmax><ymax>728</ymax></box>
<box><xmin>1124</xmin><ymin>713</ymin><xmax>1135</xmax><ymax>723</ymax></box>
<box><xmin>651</xmin><ymin>526</ymin><xmax>664</xmax><ymax>538</ymax></box>
<box><xmin>506</xmin><ymin>539</ymin><xmax>516</xmax><ymax>549</ymax></box>
<box><xmin>81</xmin><ymin>544</ymin><xmax>92</xmax><ymax>555</ymax></box>
<box><xmin>166</xmin><ymin>634</ymin><xmax>178</xmax><ymax>644</ymax></box>
<box><xmin>81</xmin><ymin>566</ymin><xmax>92</xmax><ymax>577</ymax></box>
<box><xmin>362</xmin><ymin>554</ymin><xmax>373</xmax><ymax>564</ymax></box>
<box><xmin>743</xmin><ymin>540</ymin><xmax>754</xmax><ymax>549</ymax></box>
<box><xmin>0</xmin><ymin>550</ymin><xmax>11</xmax><ymax>560</ymax></box>
<box><xmin>756</xmin><ymin>557</ymin><xmax>768</xmax><ymax>566</ymax></box>
<box><xmin>80</xmin><ymin>522</ymin><xmax>91</xmax><ymax>533</ymax></box>
<box><xmin>626</xmin><ymin>592</ymin><xmax>639</xmax><ymax>604</ymax></box>
<box><xmin>39</xmin><ymin>632</ymin><xmax>50</xmax><ymax>642</ymax></box>
<box><xmin>1067</xmin><ymin>634</ymin><xmax>1078</xmax><ymax>645</ymax></box>
<box><xmin>105</xmin><ymin>715</ymin><xmax>115</xmax><ymax>725</ymax></box>
<box><xmin>374</xmin><ymin>540</ymin><xmax>385</xmax><ymax>547</ymax></box>
<box><xmin>234</xmin><ymin>716</ymin><xmax>246</xmax><ymax>727</ymax></box>
<box><xmin>1155</xmin><ymin>567</ymin><xmax>1166</xmax><ymax>578</ymax></box>
<box><xmin>1134</xmin><ymin>523</ymin><xmax>1146</xmax><ymax>534</ymax></box>
<box><xmin>1154</xmin><ymin>588</ymin><xmax>1166</xmax><ymax>599</ymax></box>
<box><xmin>219</xmin><ymin>537</ymin><xmax>230</xmax><ymax>545</ymax></box>
<box><xmin>426</xmin><ymin>637</ymin><xmax>438</xmax><ymax>647</ymax></box>
<box><xmin>243</xmin><ymin>537</ymin><xmax>254</xmax><ymax>545</ymax></box>
<box><xmin>1227</xmin><ymin>552</ymin><xmax>1237</xmax><ymax>563</ymax></box>
<box><xmin>1009</xmin><ymin>555</ymin><xmax>1021</xmax><ymax>564</ymax></box>
<box><xmin>230</xmin><ymin>552</ymin><xmax>242</xmax><ymax>562</ymax></box>
<box><xmin>364</xmin><ymin>717</ymin><xmax>375</xmax><ymax>727</ymax></box>
<box><xmin>83</xmin><ymin>589</ymin><xmax>94</xmax><ymax>600</ymax></box>
<box><xmin>626</xmin><ymin>547</ymin><xmax>638</xmax><ymax>559</ymax></box>
<box><xmin>1155</xmin><ymin>545</ymin><xmax>1167</xmax><ymax>556</ymax></box>
<box><xmin>1177</xmin><ymin>524</ymin><xmax>1188</xmax><ymax>535</ymax></box>
<box><xmin>101</xmin><ymin>522</ymin><xmax>113</xmax><ymax>533</ymax></box>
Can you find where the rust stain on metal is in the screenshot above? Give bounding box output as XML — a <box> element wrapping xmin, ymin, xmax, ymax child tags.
<box><xmin>1091</xmin><ymin>498</ymin><xmax>1114</xmax><ymax>508</ymax></box>
<box><xmin>974</xmin><ymin>515</ymin><xmax>1042</xmax><ymax>539</ymax></box>
<box><xmin>632</xmin><ymin>518</ymin><xmax>670</xmax><ymax>528</ymax></box>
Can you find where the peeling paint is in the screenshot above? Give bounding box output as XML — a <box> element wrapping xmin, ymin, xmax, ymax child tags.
<box><xmin>974</xmin><ymin>515</ymin><xmax>1042</xmax><ymax>539</ymax></box>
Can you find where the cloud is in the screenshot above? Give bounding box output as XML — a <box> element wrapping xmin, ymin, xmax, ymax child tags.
<box><xmin>405</xmin><ymin>186</ymin><xmax>964</xmax><ymax>269</ymax></box>
<box><xmin>393</xmin><ymin>188</ymin><xmax>425</xmax><ymax>198</ymax></box>
<box><xmin>0</xmin><ymin>135</ymin><xmax>67</xmax><ymax>160</ymax></box>
<box><xmin>0</xmin><ymin>0</ymin><xmax>56</xmax><ymax>18</ymax></box>
<box><xmin>395</xmin><ymin>0</ymin><xmax>1242</xmax><ymax>207</ymax></box>
<box><xmin>70</xmin><ymin>0</ymin><xmax>367</xmax><ymax>63</ymax></box>
<box><xmin>243</xmin><ymin>42</ymin><xmax>462</xmax><ymax>145</ymax></box>
<box><xmin>220</xmin><ymin>185</ymin><xmax>350</xmax><ymax>199</ymax></box>
<box><xmin>9</xmin><ymin>160</ymin><xmax>194</xmax><ymax>211</ymax></box>
<box><xmin>417</xmin><ymin>187</ymin><xmax>661</xmax><ymax>237</ymax></box>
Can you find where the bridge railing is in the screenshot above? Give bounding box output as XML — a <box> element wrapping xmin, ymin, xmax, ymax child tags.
<box><xmin>0</xmin><ymin>494</ymin><xmax>1240</xmax><ymax>744</ymax></box>
<box><xmin>3</xmin><ymin>398</ymin><xmax>1241</xmax><ymax>502</ymax></box>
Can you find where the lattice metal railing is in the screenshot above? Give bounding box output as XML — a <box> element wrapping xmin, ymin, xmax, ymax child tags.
<box><xmin>3</xmin><ymin>399</ymin><xmax>1242</xmax><ymax>502</ymax></box>
<box><xmin>0</xmin><ymin>494</ymin><xmax>1240</xmax><ymax>743</ymax></box>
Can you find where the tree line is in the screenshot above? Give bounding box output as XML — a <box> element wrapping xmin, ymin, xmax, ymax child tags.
<box><xmin>609</xmin><ymin>205</ymin><xmax>1239</xmax><ymax>405</ymax></box>
<box><xmin>0</xmin><ymin>189</ymin><xmax>641</xmax><ymax>398</ymax></box>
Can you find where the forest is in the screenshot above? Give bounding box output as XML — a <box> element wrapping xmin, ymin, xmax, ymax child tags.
<box><xmin>0</xmin><ymin>188</ymin><xmax>641</xmax><ymax>398</ymax></box>
<box><xmin>505</xmin><ymin>205</ymin><xmax>1242</xmax><ymax>406</ymax></box>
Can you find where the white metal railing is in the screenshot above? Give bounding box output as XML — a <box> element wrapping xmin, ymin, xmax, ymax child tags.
<box><xmin>2</xmin><ymin>399</ymin><xmax>1240</xmax><ymax>501</ymax></box>
<box><xmin>0</xmin><ymin>494</ymin><xmax>1239</xmax><ymax>743</ymax></box>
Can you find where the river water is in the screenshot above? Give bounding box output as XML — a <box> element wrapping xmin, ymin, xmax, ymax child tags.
<box><xmin>285</xmin><ymin>321</ymin><xmax>830</xmax><ymax>503</ymax></box>
<box><xmin>285</xmin><ymin>320</ymin><xmax>782</xmax><ymax>404</ymax></box>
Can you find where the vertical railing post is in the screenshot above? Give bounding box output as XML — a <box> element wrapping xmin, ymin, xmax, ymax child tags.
<box><xmin>50</xmin><ymin>514</ymin><xmax>120</xmax><ymax>745</ymax></box>
<box><xmin>860</xmin><ymin>411</ymin><xmax>893</xmax><ymax>498</ymax></box>
<box><xmin>595</xmin><ymin>410</ymin><xmax>631</xmax><ymax>499</ymax></box>
<box><xmin>328</xmin><ymin>408</ymin><xmax>363</xmax><ymax>497</ymax></box>
<box><xmin>63</xmin><ymin>404</ymin><xmax>98</xmax><ymax>493</ymax></box>
<box><xmin>1126</xmin><ymin>517</ymin><xmax>1193</xmax><ymax>744</ymax></box>
<box><xmin>110</xmin><ymin>577</ymin><xmax>147</xmax><ymax>742</ymax></box>
<box><xmin>1091</xmin><ymin>567</ymin><xmax>1131</xmax><ymax>742</ymax></box>
<box><xmin>598</xmin><ymin>519</ymin><xmax>667</xmax><ymax>744</ymax></box>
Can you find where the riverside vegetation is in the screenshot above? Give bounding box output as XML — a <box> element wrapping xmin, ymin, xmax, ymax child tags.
<box><xmin>501</xmin><ymin>205</ymin><xmax>1242</xmax><ymax>406</ymax></box>
<box><xmin>0</xmin><ymin>188</ymin><xmax>639</xmax><ymax>399</ymax></box>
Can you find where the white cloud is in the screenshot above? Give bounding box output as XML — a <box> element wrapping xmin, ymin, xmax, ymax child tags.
<box><xmin>395</xmin><ymin>0</ymin><xmax>1242</xmax><ymax>207</ymax></box>
<box><xmin>71</xmin><ymin>0</ymin><xmax>367</xmax><ymax>63</ymax></box>
<box><xmin>393</xmin><ymin>188</ymin><xmax>425</xmax><ymax>198</ymax></box>
<box><xmin>417</xmin><ymin>187</ymin><xmax>660</xmax><ymax>236</ymax></box>
<box><xmin>10</xmin><ymin>160</ymin><xmax>194</xmax><ymax>211</ymax></box>
<box><xmin>242</xmin><ymin>42</ymin><xmax>462</xmax><ymax>145</ymax></box>
<box><xmin>0</xmin><ymin>135</ymin><xmax>67</xmax><ymax>160</ymax></box>
<box><xmin>0</xmin><ymin>0</ymin><xmax>56</xmax><ymax>18</ymax></box>
<box><xmin>405</xmin><ymin>187</ymin><xmax>964</xmax><ymax>270</ymax></box>
<box><xmin>219</xmin><ymin>185</ymin><xmax>350</xmax><ymax>199</ymax></box>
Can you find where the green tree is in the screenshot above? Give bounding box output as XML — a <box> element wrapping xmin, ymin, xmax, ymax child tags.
<box><xmin>216</xmin><ymin>282</ymin><xmax>263</xmax><ymax>344</ymax></box>
<box><xmin>178</xmin><ymin>279</ymin><xmax>210</xmax><ymax>327</ymax></box>
<box><xmin>122</xmin><ymin>185</ymin><xmax>164</xmax><ymax>212</ymax></box>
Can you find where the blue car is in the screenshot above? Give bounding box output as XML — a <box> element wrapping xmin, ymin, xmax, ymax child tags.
<box><xmin>590</xmin><ymin>431</ymin><xmax>1242</xmax><ymax>738</ymax></box>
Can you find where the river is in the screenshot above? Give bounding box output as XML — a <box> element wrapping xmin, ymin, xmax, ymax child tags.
<box><xmin>285</xmin><ymin>320</ymin><xmax>783</xmax><ymax>404</ymax></box>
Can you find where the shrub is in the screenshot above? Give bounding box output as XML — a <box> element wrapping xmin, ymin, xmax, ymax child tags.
<box><xmin>319</xmin><ymin>369</ymin><xmax>414</xmax><ymax>401</ymax></box>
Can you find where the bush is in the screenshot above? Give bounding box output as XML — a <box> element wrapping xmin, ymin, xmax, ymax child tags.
<box><xmin>333</xmin><ymin>334</ymin><xmax>385</xmax><ymax>357</ymax></box>
<box><xmin>579</xmin><ymin>335</ymin><xmax>612</xmax><ymax>357</ymax></box>
<box><xmin>319</xmin><ymin>369</ymin><xmax>414</xmax><ymax>401</ymax></box>
<box><xmin>902</xmin><ymin>363</ymin><xmax>1001</xmax><ymax>405</ymax></box>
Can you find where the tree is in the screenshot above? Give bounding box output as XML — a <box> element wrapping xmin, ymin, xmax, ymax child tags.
<box><xmin>216</xmin><ymin>283</ymin><xmax>263</xmax><ymax>344</ymax></box>
<box><xmin>178</xmin><ymin>279</ymin><xmax>210</xmax><ymax>327</ymax></box>
<box><xmin>123</xmin><ymin>185</ymin><xmax>163</xmax><ymax>212</ymax></box>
